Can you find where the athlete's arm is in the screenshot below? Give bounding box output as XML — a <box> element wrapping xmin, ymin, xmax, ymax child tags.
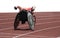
<box><xmin>16</xmin><ymin>6</ymin><xmax>22</xmax><ymax>10</ymax></box>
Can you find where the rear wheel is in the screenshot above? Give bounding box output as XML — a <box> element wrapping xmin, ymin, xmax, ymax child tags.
<box><xmin>28</xmin><ymin>13</ymin><xmax>35</xmax><ymax>31</ymax></box>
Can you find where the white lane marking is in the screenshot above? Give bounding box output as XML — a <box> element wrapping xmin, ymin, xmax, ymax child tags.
<box><xmin>12</xmin><ymin>26</ymin><xmax>60</xmax><ymax>38</ymax></box>
<box><xmin>57</xmin><ymin>37</ymin><xmax>60</xmax><ymax>38</ymax></box>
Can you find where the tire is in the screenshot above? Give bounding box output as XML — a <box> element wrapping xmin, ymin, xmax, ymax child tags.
<box><xmin>14</xmin><ymin>13</ymin><xmax>20</xmax><ymax>30</ymax></box>
<box><xmin>27</xmin><ymin>12</ymin><xmax>35</xmax><ymax>30</ymax></box>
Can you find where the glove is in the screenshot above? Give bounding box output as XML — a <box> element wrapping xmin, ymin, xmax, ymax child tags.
<box><xmin>14</xmin><ymin>6</ymin><xmax>17</xmax><ymax>10</ymax></box>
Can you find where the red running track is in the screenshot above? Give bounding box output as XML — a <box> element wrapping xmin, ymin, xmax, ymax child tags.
<box><xmin>0</xmin><ymin>12</ymin><xmax>60</xmax><ymax>38</ymax></box>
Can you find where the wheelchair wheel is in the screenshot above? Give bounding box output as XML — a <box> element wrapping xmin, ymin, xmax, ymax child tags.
<box><xmin>27</xmin><ymin>13</ymin><xmax>35</xmax><ymax>31</ymax></box>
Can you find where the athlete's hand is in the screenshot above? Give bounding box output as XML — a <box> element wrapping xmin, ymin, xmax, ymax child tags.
<box><xmin>14</xmin><ymin>6</ymin><xmax>17</xmax><ymax>10</ymax></box>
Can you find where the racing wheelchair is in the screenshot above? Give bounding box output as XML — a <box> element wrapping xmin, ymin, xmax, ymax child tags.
<box><xmin>14</xmin><ymin>6</ymin><xmax>36</xmax><ymax>31</ymax></box>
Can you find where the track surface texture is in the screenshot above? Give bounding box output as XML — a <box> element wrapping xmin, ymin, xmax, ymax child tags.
<box><xmin>0</xmin><ymin>12</ymin><xmax>60</xmax><ymax>38</ymax></box>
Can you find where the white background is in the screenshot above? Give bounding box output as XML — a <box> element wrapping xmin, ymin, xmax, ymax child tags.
<box><xmin>0</xmin><ymin>0</ymin><xmax>60</xmax><ymax>12</ymax></box>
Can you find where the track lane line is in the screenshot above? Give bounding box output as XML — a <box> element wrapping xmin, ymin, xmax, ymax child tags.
<box><xmin>13</xmin><ymin>26</ymin><xmax>60</xmax><ymax>38</ymax></box>
<box><xmin>24</xmin><ymin>35</ymin><xmax>56</xmax><ymax>37</ymax></box>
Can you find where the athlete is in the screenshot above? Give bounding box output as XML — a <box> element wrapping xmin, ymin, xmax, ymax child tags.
<box><xmin>14</xmin><ymin>6</ymin><xmax>36</xmax><ymax>30</ymax></box>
